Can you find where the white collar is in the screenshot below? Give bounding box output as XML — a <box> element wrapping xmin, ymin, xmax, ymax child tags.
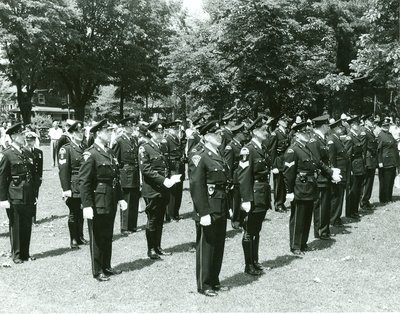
<box><xmin>350</xmin><ymin>129</ymin><xmax>358</xmax><ymax>136</ymax></box>
<box><xmin>314</xmin><ymin>129</ymin><xmax>325</xmax><ymax>139</ymax></box>
<box><xmin>278</xmin><ymin>125</ymin><xmax>286</xmax><ymax>133</ymax></box>
<box><xmin>251</xmin><ymin>138</ymin><xmax>262</xmax><ymax>149</ymax></box>
<box><xmin>11</xmin><ymin>142</ymin><xmax>22</xmax><ymax>153</ymax></box>
<box><xmin>95</xmin><ymin>139</ymin><xmax>107</xmax><ymax>152</ymax></box>
<box><xmin>204</xmin><ymin>143</ymin><xmax>219</xmax><ymax>156</ymax></box>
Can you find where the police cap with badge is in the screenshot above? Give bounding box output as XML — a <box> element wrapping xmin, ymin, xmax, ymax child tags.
<box><xmin>118</xmin><ymin>116</ymin><xmax>136</xmax><ymax>127</ymax></box>
<box><xmin>329</xmin><ymin>119</ymin><xmax>342</xmax><ymax>129</ymax></box>
<box><xmin>165</xmin><ymin>120</ymin><xmax>181</xmax><ymax>129</ymax></box>
<box><xmin>347</xmin><ymin>115</ymin><xmax>361</xmax><ymax>126</ymax></box>
<box><xmin>90</xmin><ymin>119</ymin><xmax>114</xmax><ymax>133</ymax></box>
<box><xmin>6</xmin><ymin>123</ymin><xmax>24</xmax><ymax>136</ymax></box>
<box><xmin>68</xmin><ymin>120</ymin><xmax>83</xmax><ymax>133</ymax></box>
<box><xmin>147</xmin><ymin>120</ymin><xmax>165</xmax><ymax>133</ymax></box>
<box><xmin>24</xmin><ymin>131</ymin><xmax>39</xmax><ymax>141</ymax></box>
<box><xmin>312</xmin><ymin>114</ymin><xmax>330</xmax><ymax>127</ymax></box>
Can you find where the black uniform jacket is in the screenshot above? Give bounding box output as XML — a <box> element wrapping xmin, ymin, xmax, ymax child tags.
<box><xmin>377</xmin><ymin>129</ymin><xmax>399</xmax><ymax>169</ymax></box>
<box><xmin>307</xmin><ymin>132</ymin><xmax>332</xmax><ymax>187</ymax></box>
<box><xmin>25</xmin><ymin>146</ymin><xmax>43</xmax><ymax>194</ymax></box>
<box><xmin>283</xmin><ymin>141</ymin><xmax>318</xmax><ymax>201</ymax></box>
<box><xmin>327</xmin><ymin>134</ymin><xmax>348</xmax><ymax>183</ymax></box>
<box><xmin>112</xmin><ymin>134</ymin><xmax>140</xmax><ymax>189</ymax></box>
<box><xmin>236</xmin><ymin>140</ymin><xmax>271</xmax><ymax>212</ymax></box>
<box><xmin>139</xmin><ymin>139</ymin><xmax>170</xmax><ymax>199</ymax></box>
<box><xmin>58</xmin><ymin>141</ymin><xmax>85</xmax><ymax>198</ymax></box>
<box><xmin>347</xmin><ymin>130</ymin><xmax>366</xmax><ymax>176</ymax></box>
<box><xmin>79</xmin><ymin>143</ymin><xmax>123</xmax><ymax>214</ymax></box>
<box><xmin>269</xmin><ymin>127</ymin><xmax>290</xmax><ymax>171</ymax></box>
<box><xmin>223</xmin><ymin>138</ymin><xmax>242</xmax><ymax>181</ymax></box>
<box><xmin>0</xmin><ymin>145</ymin><xmax>35</xmax><ymax>205</ymax></box>
<box><xmin>189</xmin><ymin>146</ymin><xmax>230</xmax><ymax>220</ymax></box>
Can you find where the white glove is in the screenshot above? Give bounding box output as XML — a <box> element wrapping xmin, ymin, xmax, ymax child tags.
<box><xmin>118</xmin><ymin>200</ymin><xmax>128</xmax><ymax>211</ymax></box>
<box><xmin>241</xmin><ymin>202</ymin><xmax>251</xmax><ymax>213</ymax></box>
<box><xmin>0</xmin><ymin>200</ymin><xmax>10</xmax><ymax>209</ymax></box>
<box><xmin>286</xmin><ymin>193</ymin><xmax>294</xmax><ymax>202</ymax></box>
<box><xmin>200</xmin><ymin>214</ymin><xmax>212</xmax><ymax>226</ymax></box>
<box><xmin>331</xmin><ymin>168</ymin><xmax>342</xmax><ymax>183</ymax></box>
<box><xmin>83</xmin><ymin>207</ymin><xmax>94</xmax><ymax>220</ymax></box>
<box><xmin>163</xmin><ymin>178</ymin><xmax>174</xmax><ymax>188</ymax></box>
<box><xmin>379</xmin><ymin>163</ymin><xmax>383</xmax><ymax>168</ymax></box>
<box><xmin>62</xmin><ymin>190</ymin><xmax>72</xmax><ymax>198</ymax></box>
<box><xmin>272</xmin><ymin>168</ymin><xmax>279</xmax><ymax>174</ymax></box>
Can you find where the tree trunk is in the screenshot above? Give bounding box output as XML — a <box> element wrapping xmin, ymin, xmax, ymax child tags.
<box><xmin>74</xmin><ymin>104</ymin><xmax>85</xmax><ymax>122</ymax></box>
<box><xmin>16</xmin><ymin>80</ymin><xmax>32</xmax><ymax>124</ymax></box>
<box><xmin>119</xmin><ymin>85</ymin><xmax>124</xmax><ymax>119</ymax></box>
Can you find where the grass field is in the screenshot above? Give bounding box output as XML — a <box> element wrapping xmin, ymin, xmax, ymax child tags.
<box><xmin>1</xmin><ymin>145</ymin><xmax>400</xmax><ymax>312</ymax></box>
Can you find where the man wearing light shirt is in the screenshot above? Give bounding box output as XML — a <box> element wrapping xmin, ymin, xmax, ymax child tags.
<box><xmin>48</xmin><ymin>121</ymin><xmax>63</xmax><ymax>166</ymax></box>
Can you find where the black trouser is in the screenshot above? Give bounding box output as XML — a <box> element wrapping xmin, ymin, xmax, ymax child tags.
<box><xmin>330</xmin><ymin>184</ymin><xmax>345</xmax><ymax>224</ymax></box>
<box><xmin>313</xmin><ymin>186</ymin><xmax>331</xmax><ymax>238</ymax></box>
<box><xmin>145</xmin><ymin>197</ymin><xmax>168</xmax><ymax>250</ymax></box>
<box><xmin>7</xmin><ymin>204</ymin><xmax>34</xmax><ymax>260</ymax></box>
<box><xmin>361</xmin><ymin>168</ymin><xmax>376</xmax><ymax>206</ymax></box>
<box><xmin>242</xmin><ymin>211</ymin><xmax>266</xmax><ymax>265</ymax></box>
<box><xmin>346</xmin><ymin>174</ymin><xmax>364</xmax><ymax>217</ymax></box>
<box><xmin>121</xmin><ymin>187</ymin><xmax>140</xmax><ymax>231</ymax></box>
<box><xmin>32</xmin><ymin>187</ymin><xmax>40</xmax><ymax>223</ymax></box>
<box><xmin>273</xmin><ymin>171</ymin><xmax>286</xmax><ymax>209</ymax></box>
<box><xmin>87</xmin><ymin>210</ymin><xmax>116</xmax><ymax>277</ymax></box>
<box><xmin>167</xmin><ymin>181</ymin><xmax>183</xmax><ymax>220</ymax></box>
<box><xmin>195</xmin><ymin>217</ymin><xmax>227</xmax><ymax>291</ymax></box>
<box><xmin>378</xmin><ymin>167</ymin><xmax>396</xmax><ymax>203</ymax></box>
<box><xmin>289</xmin><ymin>200</ymin><xmax>313</xmax><ymax>251</ymax></box>
<box><xmin>66</xmin><ymin>197</ymin><xmax>84</xmax><ymax>242</ymax></box>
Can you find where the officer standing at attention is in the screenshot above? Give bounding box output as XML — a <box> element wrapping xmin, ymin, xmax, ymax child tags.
<box><xmin>79</xmin><ymin>119</ymin><xmax>127</xmax><ymax>281</ymax></box>
<box><xmin>269</xmin><ymin>115</ymin><xmax>290</xmax><ymax>212</ymax></box>
<box><xmin>237</xmin><ymin>117</ymin><xmax>271</xmax><ymax>276</ymax></box>
<box><xmin>58</xmin><ymin>121</ymin><xmax>88</xmax><ymax>249</ymax></box>
<box><xmin>139</xmin><ymin>121</ymin><xmax>175</xmax><ymax>259</ymax></box>
<box><xmin>24</xmin><ymin>131</ymin><xmax>43</xmax><ymax>224</ymax></box>
<box><xmin>360</xmin><ymin>114</ymin><xmax>378</xmax><ymax>210</ymax></box>
<box><xmin>327</xmin><ymin>119</ymin><xmax>349</xmax><ymax>226</ymax></box>
<box><xmin>0</xmin><ymin>123</ymin><xmax>36</xmax><ymax>263</ymax></box>
<box><xmin>112</xmin><ymin>116</ymin><xmax>141</xmax><ymax>235</ymax></box>
<box><xmin>165</xmin><ymin>120</ymin><xmax>185</xmax><ymax>221</ymax></box>
<box><xmin>377</xmin><ymin>117</ymin><xmax>399</xmax><ymax>203</ymax></box>
<box><xmin>56</xmin><ymin>119</ymin><xmax>75</xmax><ymax>155</ymax></box>
<box><xmin>307</xmin><ymin>115</ymin><xmax>333</xmax><ymax>240</ymax></box>
<box><xmin>223</xmin><ymin>123</ymin><xmax>246</xmax><ymax>229</ymax></box>
<box><xmin>346</xmin><ymin>116</ymin><xmax>366</xmax><ymax>219</ymax></box>
<box><xmin>220</xmin><ymin>112</ymin><xmax>237</xmax><ymax>151</ymax></box>
<box><xmin>189</xmin><ymin>120</ymin><xmax>230</xmax><ymax>297</ymax></box>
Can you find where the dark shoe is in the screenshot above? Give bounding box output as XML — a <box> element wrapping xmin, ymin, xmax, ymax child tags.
<box><xmin>77</xmin><ymin>237</ymin><xmax>89</xmax><ymax>245</ymax></box>
<box><xmin>253</xmin><ymin>261</ymin><xmax>264</xmax><ymax>271</ymax></box>
<box><xmin>173</xmin><ymin>216</ymin><xmax>183</xmax><ymax>221</ymax></box>
<box><xmin>103</xmin><ymin>268</ymin><xmax>122</xmax><ymax>276</ymax></box>
<box><xmin>350</xmin><ymin>213</ymin><xmax>361</xmax><ymax>219</ymax></box>
<box><xmin>301</xmin><ymin>244</ymin><xmax>309</xmax><ymax>251</ymax></box>
<box><xmin>13</xmin><ymin>258</ymin><xmax>23</xmax><ymax>264</ymax></box>
<box><xmin>121</xmin><ymin>230</ymin><xmax>133</xmax><ymax>236</ymax></box>
<box><xmin>155</xmin><ymin>248</ymin><xmax>172</xmax><ymax>256</ymax></box>
<box><xmin>147</xmin><ymin>249</ymin><xmax>161</xmax><ymax>260</ymax></box>
<box><xmin>70</xmin><ymin>240</ymin><xmax>80</xmax><ymax>250</ymax></box>
<box><xmin>198</xmin><ymin>289</ymin><xmax>218</xmax><ymax>297</ymax></box>
<box><xmin>94</xmin><ymin>273</ymin><xmax>110</xmax><ymax>282</ymax></box>
<box><xmin>320</xmin><ymin>234</ymin><xmax>331</xmax><ymax>240</ymax></box>
<box><xmin>129</xmin><ymin>227</ymin><xmax>142</xmax><ymax>233</ymax></box>
<box><xmin>213</xmin><ymin>285</ymin><xmax>230</xmax><ymax>292</ymax></box>
<box><xmin>244</xmin><ymin>264</ymin><xmax>262</xmax><ymax>276</ymax></box>
<box><xmin>291</xmin><ymin>249</ymin><xmax>304</xmax><ymax>256</ymax></box>
<box><xmin>332</xmin><ymin>219</ymin><xmax>344</xmax><ymax>226</ymax></box>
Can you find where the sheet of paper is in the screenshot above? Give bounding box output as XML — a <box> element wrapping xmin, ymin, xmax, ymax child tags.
<box><xmin>170</xmin><ymin>174</ymin><xmax>182</xmax><ymax>184</ymax></box>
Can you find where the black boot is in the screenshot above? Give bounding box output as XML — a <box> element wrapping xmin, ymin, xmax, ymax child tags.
<box><xmin>242</xmin><ymin>233</ymin><xmax>261</xmax><ymax>276</ymax></box>
<box><xmin>68</xmin><ymin>222</ymin><xmax>79</xmax><ymax>249</ymax></box>
<box><xmin>253</xmin><ymin>235</ymin><xmax>264</xmax><ymax>271</ymax></box>
<box><xmin>155</xmin><ymin>226</ymin><xmax>171</xmax><ymax>256</ymax></box>
<box><xmin>146</xmin><ymin>230</ymin><xmax>160</xmax><ymax>260</ymax></box>
<box><xmin>76</xmin><ymin>211</ymin><xmax>88</xmax><ymax>245</ymax></box>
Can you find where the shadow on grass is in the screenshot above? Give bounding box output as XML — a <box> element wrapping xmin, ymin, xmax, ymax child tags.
<box><xmin>114</xmin><ymin>258</ymin><xmax>156</xmax><ymax>273</ymax></box>
<box><xmin>0</xmin><ymin>232</ymin><xmax>9</xmax><ymax>237</ymax></box>
<box><xmin>307</xmin><ymin>238</ymin><xmax>336</xmax><ymax>251</ymax></box>
<box><xmin>113</xmin><ymin>224</ymin><xmax>146</xmax><ymax>242</ymax></box>
<box><xmin>221</xmin><ymin>254</ymin><xmax>301</xmax><ymax>289</ymax></box>
<box><xmin>226</xmin><ymin>228</ymin><xmax>242</xmax><ymax>239</ymax></box>
<box><xmin>36</xmin><ymin>246</ymin><xmax>75</xmax><ymax>259</ymax></box>
<box><xmin>167</xmin><ymin>241</ymin><xmax>196</xmax><ymax>254</ymax></box>
<box><xmin>35</xmin><ymin>214</ymin><xmax>68</xmax><ymax>225</ymax></box>
<box><xmin>331</xmin><ymin>225</ymin><xmax>352</xmax><ymax>236</ymax></box>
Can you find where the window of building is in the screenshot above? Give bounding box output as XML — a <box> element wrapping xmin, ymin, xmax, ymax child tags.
<box><xmin>38</xmin><ymin>93</ymin><xmax>45</xmax><ymax>105</ymax></box>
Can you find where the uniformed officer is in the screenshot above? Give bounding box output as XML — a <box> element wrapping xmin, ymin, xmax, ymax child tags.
<box><xmin>223</xmin><ymin>123</ymin><xmax>246</xmax><ymax>229</ymax></box>
<box><xmin>307</xmin><ymin>115</ymin><xmax>333</xmax><ymax>240</ymax></box>
<box><xmin>24</xmin><ymin>131</ymin><xmax>43</xmax><ymax>224</ymax></box>
<box><xmin>0</xmin><ymin>123</ymin><xmax>36</xmax><ymax>263</ymax></box>
<box><xmin>327</xmin><ymin>119</ymin><xmax>349</xmax><ymax>226</ymax></box>
<box><xmin>79</xmin><ymin>119</ymin><xmax>127</xmax><ymax>281</ymax></box>
<box><xmin>269</xmin><ymin>115</ymin><xmax>290</xmax><ymax>212</ymax></box>
<box><xmin>360</xmin><ymin>115</ymin><xmax>378</xmax><ymax>209</ymax></box>
<box><xmin>345</xmin><ymin>116</ymin><xmax>366</xmax><ymax>219</ymax></box>
<box><xmin>56</xmin><ymin>119</ymin><xmax>75</xmax><ymax>155</ymax></box>
<box><xmin>139</xmin><ymin>120</ymin><xmax>176</xmax><ymax>259</ymax></box>
<box><xmin>237</xmin><ymin>117</ymin><xmax>271</xmax><ymax>276</ymax></box>
<box><xmin>189</xmin><ymin>120</ymin><xmax>230</xmax><ymax>297</ymax></box>
<box><xmin>377</xmin><ymin>117</ymin><xmax>399</xmax><ymax>203</ymax></box>
<box><xmin>164</xmin><ymin>120</ymin><xmax>185</xmax><ymax>221</ymax></box>
<box><xmin>112</xmin><ymin>116</ymin><xmax>141</xmax><ymax>235</ymax></box>
<box><xmin>58</xmin><ymin>121</ymin><xmax>88</xmax><ymax>249</ymax></box>
<box><xmin>220</xmin><ymin>112</ymin><xmax>237</xmax><ymax>151</ymax></box>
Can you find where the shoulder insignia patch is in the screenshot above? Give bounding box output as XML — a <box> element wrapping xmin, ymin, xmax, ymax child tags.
<box><xmin>161</xmin><ymin>139</ymin><xmax>167</xmax><ymax>143</ymax></box>
<box><xmin>360</xmin><ymin>132</ymin><xmax>366</xmax><ymax>136</ymax></box>
<box><xmin>328</xmin><ymin>140</ymin><xmax>334</xmax><ymax>145</ymax></box>
<box><xmin>191</xmin><ymin>155</ymin><xmax>201</xmax><ymax>167</ymax></box>
<box><xmin>225</xmin><ymin>145</ymin><xmax>232</xmax><ymax>150</ymax></box>
<box><xmin>287</xmin><ymin>148</ymin><xmax>294</xmax><ymax>153</ymax></box>
<box><xmin>191</xmin><ymin>148</ymin><xmax>197</xmax><ymax>153</ymax></box>
<box><xmin>83</xmin><ymin>151</ymin><xmax>91</xmax><ymax>161</ymax></box>
<box><xmin>309</xmin><ymin>138</ymin><xmax>316</xmax><ymax>143</ymax></box>
<box><xmin>284</xmin><ymin>161</ymin><xmax>295</xmax><ymax>168</ymax></box>
<box><xmin>240</xmin><ymin>147</ymin><xmax>249</xmax><ymax>155</ymax></box>
<box><xmin>139</xmin><ymin>146</ymin><xmax>145</xmax><ymax>154</ymax></box>
<box><xmin>239</xmin><ymin>161</ymin><xmax>249</xmax><ymax>169</ymax></box>
<box><xmin>271</xmin><ymin>132</ymin><xmax>276</xmax><ymax>136</ymax></box>
<box><xmin>59</xmin><ymin>147</ymin><xmax>67</xmax><ymax>159</ymax></box>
